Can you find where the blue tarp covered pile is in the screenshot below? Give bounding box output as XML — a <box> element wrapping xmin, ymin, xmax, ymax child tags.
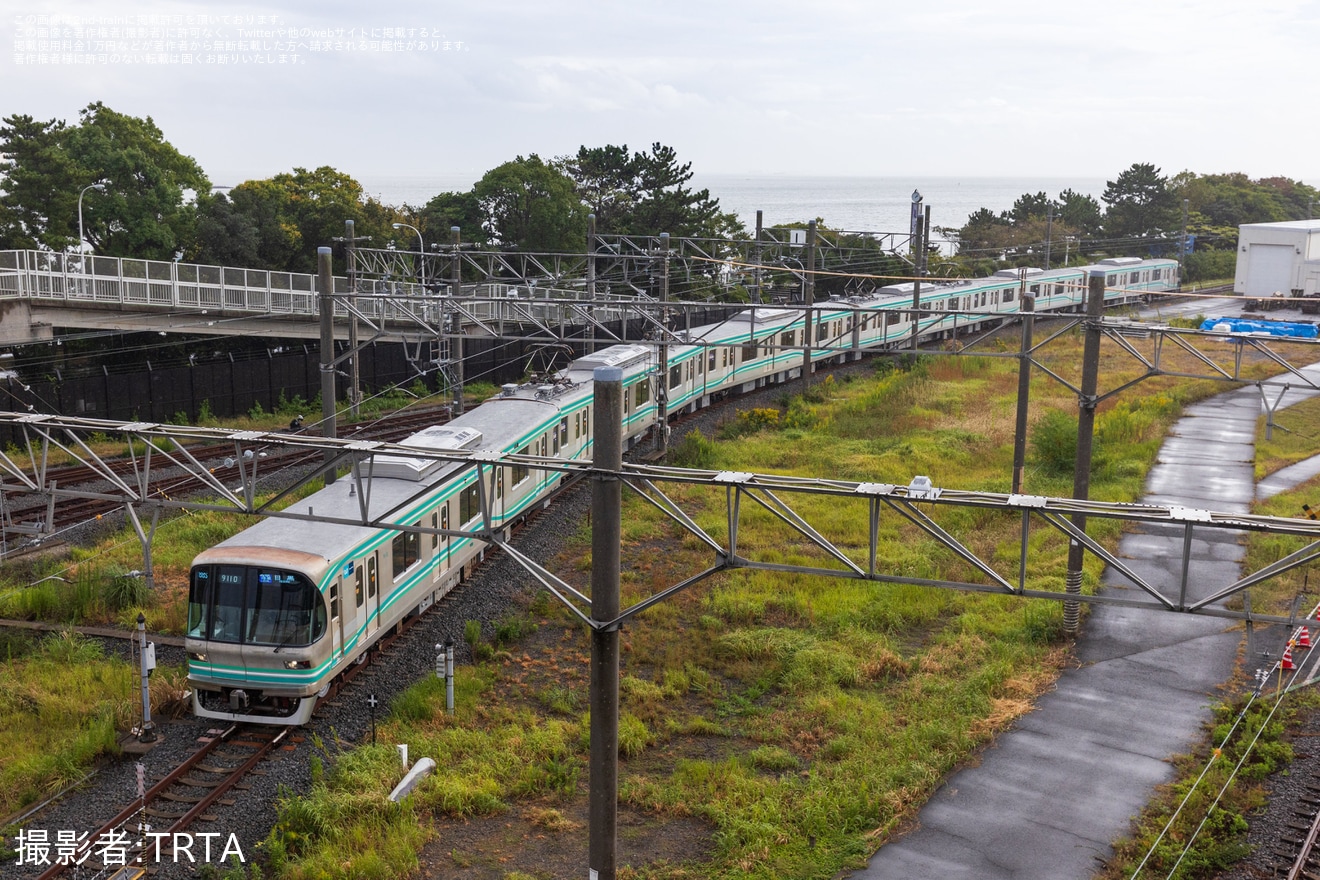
<box><xmin>1199</xmin><ymin>317</ymin><xmax>1319</xmax><ymax>338</ymax></box>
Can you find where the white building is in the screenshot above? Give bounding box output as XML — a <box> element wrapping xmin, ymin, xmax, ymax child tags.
<box><xmin>1234</xmin><ymin>220</ymin><xmax>1320</xmax><ymax>298</ymax></box>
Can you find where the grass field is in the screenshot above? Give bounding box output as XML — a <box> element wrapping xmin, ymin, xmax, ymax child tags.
<box><xmin>1</xmin><ymin>318</ymin><xmax>1306</xmax><ymax>878</ymax></box>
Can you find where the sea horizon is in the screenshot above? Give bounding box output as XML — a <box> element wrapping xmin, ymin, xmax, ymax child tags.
<box><xmin>341</xmin><ymin>172</ymin><xmax>1109</xmax><ymax>243</ymax></box>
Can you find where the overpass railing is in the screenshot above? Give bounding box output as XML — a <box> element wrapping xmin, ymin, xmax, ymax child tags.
<box><xmin>0</xmin><ymin>250</ymin><xmax>637</xmax><ymax>330</ymax></box>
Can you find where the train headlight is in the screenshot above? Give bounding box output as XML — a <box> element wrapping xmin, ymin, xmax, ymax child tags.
<box><xmin>189</xmin><ymin>651</ymin><xmax>207</xmax><ymax>662</ymax></box>
<box><xmin>283</xmin><ymin>659</ymin><xmax>311</xmax><ymax>669</ymax></box>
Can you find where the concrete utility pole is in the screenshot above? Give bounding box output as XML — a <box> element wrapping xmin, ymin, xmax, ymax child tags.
<box><xmin>317</xmin><ymin>246</ymin><xmax>338</xmax><ymax>487</ymax></box>
<box><xmin>450</xmin><ymin>226</ymin><xmax>465</xmax><ymax>416</ymax></box>
<box><xmin>1011</xmin><ymin>269</ymin><xmax>1035</xmax><ymax>494</ymax></box>
<box><xmin>1044</xmin><ymin>205</ymin><xmax>1054</xmax><ymax>271</ymax></box>
<box><xmin>754</xmin><ymin>210</ymin><xmax>764</xmax><ymax>304</ymax></box>
<box><xmin>910</xmin><ymin>220</ymin><xmax>923</xmax><ymax>351</ymax></box>
<box><xmin>1064</xmin><ymin>269</ymin><xmax>1106</xmax><ymax>632</ymax></box>
<box><xmin>801</xmin><ymin>219</ymin><xmax>816</xmax><ymax>394</ymax></box>
<box><xmin>589</xmin><ymin>366</ymin><xmax>623</xmax><ymax>880</ymax></box>
<box><xmin>1179</xmin><ymin>198</ymin><xmax>1190</xmax><ymax>276</ymax></box>
<box><xmin>655</xmin><ymin>233</ymin><xmax>671</xmax><ymax>455</ymax></box>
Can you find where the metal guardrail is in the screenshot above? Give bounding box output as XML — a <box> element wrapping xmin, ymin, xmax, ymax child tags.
<box><xmin>0</xmin><ymin>250</ymin><xmax>640</xmax><ymax>329</ymax></box>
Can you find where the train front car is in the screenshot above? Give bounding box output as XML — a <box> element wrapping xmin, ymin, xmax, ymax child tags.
<box><xmin>187</xmin><ymin>547</ymin><xmax>332</xmax><ymax>725</ymax></box>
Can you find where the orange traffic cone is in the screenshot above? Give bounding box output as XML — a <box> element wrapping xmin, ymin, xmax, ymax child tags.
<box><xmin>1282</xmin><ymin>644</ymin><xmax>1296</xmax><ymax>670</ymax></box>
<box><xmin>1299</xmin><ymin>627</ymin><xmax>1312</xmax><ymax>649</ymax></box>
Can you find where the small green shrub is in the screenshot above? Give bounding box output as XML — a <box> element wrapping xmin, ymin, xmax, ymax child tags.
<box><xmin>748</xmin><ymin>745</ymin><xmax>799</xmax><ymax>772</ymax></box>
<box><xmin>668</xmin><ymin>429</ymin><xmax>720</xmax><ymax>469</ymax></box>
<box><xmin>618</xmin><ymin>713</ymin><xmax>652</xmax><ymax>758</ymax></box>
<box><xmin>1031</xmin><ymin>409</ymin><xmax>1080</xmax><ymax>476</ymax></box>
<box><xmin>538</xmin><ymin>684</ymin><xmax>581</xmax><ymax>715</ymax></box>
<box><xmin>103</xmin><ymin>570</ymin><xmax>150</xmax><ymax>612</ymax></box>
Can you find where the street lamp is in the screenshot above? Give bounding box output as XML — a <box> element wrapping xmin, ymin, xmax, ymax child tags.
<box><xmin>77</xmin><ymin>182</ymin><xmax>106</xmax><ymax>295</ymax></box>
<box><xmin>392</xmin><ymin>222</ymin><xmax>425</xmax><ymax>289</ymax></box>
<box><xmin>78</xmin><ymin>182</ymin><xmax>106</xmax><ymax>256</ymax></box>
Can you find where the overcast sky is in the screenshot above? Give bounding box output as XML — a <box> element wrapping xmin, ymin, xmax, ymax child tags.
<box><xmin>5</xmin><ymin>0</ymin><xmax>1318</xmax><ymax>188</ymax></box>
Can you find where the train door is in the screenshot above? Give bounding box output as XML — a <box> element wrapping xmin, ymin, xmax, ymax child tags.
<box><xmin>328</xmin><ymin>580</ymin><xmax>343</xmax><ymax>661</ymax></box>
<box><xmin>365</xmin><ymin>552</ymin><xmax>380</xmax><ymax>641</ymax></box>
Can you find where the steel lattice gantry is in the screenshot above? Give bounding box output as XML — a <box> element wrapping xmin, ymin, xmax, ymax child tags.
<box><xmin>1</xmin><ymin>411</ymin><xmax>1318</xmax><ymax>632</ymax></box>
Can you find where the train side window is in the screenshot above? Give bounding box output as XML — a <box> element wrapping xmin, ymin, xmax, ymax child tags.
<box><xmin>742</xmin><ymin>340</ymin><xmax>758</xmax><ymax>362</ymax></box>
<box><xmin>392</xmin><ymin>523</ymin><xmax>420</xmax><ymax>576</ymax></box>
<box><xmin>367</xmin><ymin>556</ymin><xmax>377</xmax><ymax>600</ymax></box>
<box><xmin>355</xmin><ymin>565</ymin><xmax>363</xmax><ymax>607</ymax></box>
<box><xmin>552</xmin><ymin>426</ymin><xmax>560</xmax><ymax>454</ymax></box>
<box><xmin>722</xmin><ymin>348</ymin><xmax>729</xmax><ymax>367</ymax></box>
<box><xmin>635</xmin><ymin>381</ymin><xmax>650</xmax><ymax>406</ymax></box>
<box><xmin>512</xmin><ymin>445</ymin><xmax>529</xmax><ymax>485</ymax></box>
<box><xmin>441</xmin><ymin>506</ymin><xmax>450</xmax><ymax>555</ymax></box>
<box><xmin>669</xmin><ymin>363</ymin><xmax>682</xmax><ymax>389</ymax></box>
<box><xmin>497</xmin><ymin>468</ymin><xmax>504</xmax><ymax>499</ymax></box>
<box><xmin>574</xmin><ymin>412</ymin><xmax>580</xmax><ymax>440</ymax></box>
<box><xmin>460</xmin><ymin>482</ymin><xmax>480</xmax><ymax>524</ymax></box>
<box><xmin>431</xmin><ymin>511</ymin><xmax>439</xmax><ymax>551</ymax></box>
<box><xmin>1003</xmin><ymin>288</ymin><xmax>1015</xmax><ymax>303</ymax></box>
<box><xmin>187</xmin><ymin>567</ymin><xmax>213</xmax><ymax>638</ymax></box>
<box><xmin>559</xmin><ymin>416</ymin><xmax>568</xmax><ymax>447</ymax></box>
<box><xmin>329</xmin><ymin>583</ymin><xmax>339</xmax><ymax>621</ymax></box>
<box><xmin>583</xmin><ymin>408</ymin><xmax>589</xmax><ymax>436</ymax></box>
<box><xmin>687</xmin><ymin>360</ymin><xmax>694</xmax><ymax>381</ymax></box>
<box><xmin>708</xmin><ymin>349</ymin><xmax>717</xmax><ymax>371</ymax></box>
<box><xmin>781</xmin><ymin>330</ymin><xmax>794</xmax><ymax>347</ymax></box>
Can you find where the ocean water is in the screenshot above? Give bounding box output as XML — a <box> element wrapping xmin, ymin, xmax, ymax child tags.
<box><xmin>355</xmin><ymin>173</ymin><xmax>1110</xmax><ymax>241</ymax></box>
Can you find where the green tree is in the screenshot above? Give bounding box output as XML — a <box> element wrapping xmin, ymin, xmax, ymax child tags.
<box><xmin>559</xmin><ymin>142</ymin><xmax>743</xmax><ymax>239</ymax></box>
<box><xmin>216</xmin><ymin>166</ymin><xmax>395</xmax><ymax>273</ymax></box>
<box><xmin>0</xmin><ymin>114</ymin><xmax>76</xmax><ymax>250</ymax></box>
<box><xmin>474</xmin><ymin>154</ymin><xmax>585</xmax><ymax>252</ymax></box>
<box><xmin>559</xmin><ymin>144</ymin><xmax>639</xmax><ymax>233</ymax></box>
<box><xmin>1008</xmin><ymin>191</ymin><xmax>1055</xmax><ymax>223</ymax></box>
<box><xmin>190</xmin><ymin>191</ymin><xmax>261</xmax><ymax>267</ymax></box>
<box><xmin>1057</xmin><ymin>189</ymin><xmax>1103</xmax><ymax>236</ymax></box>
<box><xmin>1102</xmin><ymin>162</ymin><xmax>1179</xmax><ymax>243</ymax></box>
<box><xmin>418</xmin><ymin>190</ymin><xmax>486</xmax><ymax>245</ymax></box>
<box><xmin>956</xmin><ymin>207</ymin><xmax>1011</xmax><ymax>257</ymax></box>
<box><xmin>64</xmin><ymin>102</ymin><xmax>209</xmax><ymax>259</ymax></box>
<box><xmin>0</xmin><ymin>104</ymin><xmax>207</xmax><ymax>260</ymax></box>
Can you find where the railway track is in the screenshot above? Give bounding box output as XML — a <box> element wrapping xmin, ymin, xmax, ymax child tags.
<box><xmin>1258</xmin><ymin>756</ymin><xmax>1320</xmax><ymax>879</ymax></box>
<box><xmin>27</xmin><ymin>724</ymin><xmax>291</xmax><ymax>879</ymax></box>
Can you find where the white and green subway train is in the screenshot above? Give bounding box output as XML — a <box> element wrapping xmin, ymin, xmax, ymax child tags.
<box><xmin>186</xmin><ymin>257</ymin><xmax>1178</xmax><ymax>724</ymax></box>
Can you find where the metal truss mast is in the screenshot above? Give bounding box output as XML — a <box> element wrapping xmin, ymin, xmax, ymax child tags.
<box><xmin>0</xmin><ymin>411</ymin><xmax>1316</xmax><ymax>631</ymax></box>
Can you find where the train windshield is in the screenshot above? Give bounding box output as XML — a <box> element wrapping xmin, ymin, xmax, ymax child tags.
<box><xmin>188</xmin><ymin>565</ymin><xmax>327</xmax><ymax>647</ymax></box>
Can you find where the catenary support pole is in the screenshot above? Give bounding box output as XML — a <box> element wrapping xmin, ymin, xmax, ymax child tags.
<box><xmin>1011</xmin><ymin>270</ymin><xmax>1035</xmax><ymax>494</ymax></box>
<box><xmin>802</xmin><ymin>220</ymin><xmax>816</xmax><ymax>394</ymax></box>
<box><xmin>317</xmin><ymin>246</ymin><xmax>338</xmax><ymax>487</ymax></box>
<box><xmin>124</xmin><ymin>503</ymin><xmax>158</xmax><ymax>593</ymax></box>
<box><xmin>589</xmin><ymin>366</ymin><xmax>623</xmax><ymax>880</ymax></box>
<box><xmin>1064</xmin><ymin>269</ymin><xmax>1106</xmax><ymax>632</ymax></box>
<box><xmin>346</xmin><ymin>220</ymin><xmax>361</xmax><ymax>420</ymax></box>
<box><xmin>451</xmin><ymin>226</ymin><xmax>465</xmax><ymax>416</ymax></box>
<box><xmin>587</xmin><ymin>214</ymin><xmax>597</xmax><ymax>353</ymax></box>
